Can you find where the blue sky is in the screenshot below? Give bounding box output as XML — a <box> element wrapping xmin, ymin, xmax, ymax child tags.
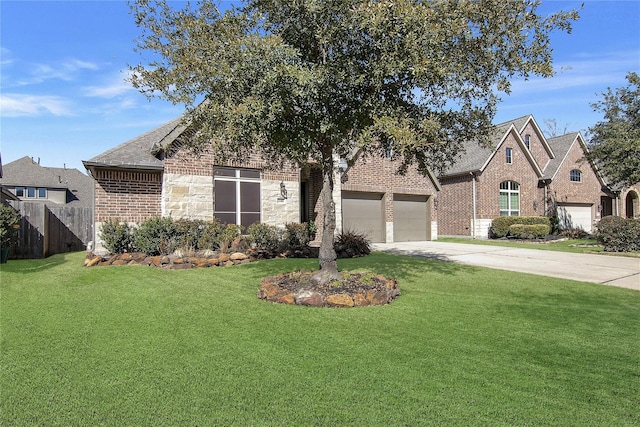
<box><xmin>1</xmin><ymin>1</ymin><xmax>639</xmax><ymax>173</ymax></box>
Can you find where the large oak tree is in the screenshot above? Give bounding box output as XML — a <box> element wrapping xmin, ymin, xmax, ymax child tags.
<box><xmin>586</xmin><ymin>72</ymin><xmax>640</xmax><ymax>189</ymax></box>
<box><xmin>129</xmin><ymin>0</ymin><xmax>578</xmax><ymax>282</ymax></box>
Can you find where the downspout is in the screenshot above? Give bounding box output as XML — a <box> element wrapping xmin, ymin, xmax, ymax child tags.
<box><xmin>471</xmin><ymin>172</ymin><xmax>477</xmax><ymax>239</ymax></box>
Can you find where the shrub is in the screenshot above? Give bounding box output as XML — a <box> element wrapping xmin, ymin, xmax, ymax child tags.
<box><xmin>197</xmin><ymin>219</ymin><xmax>225</xmax><ymax>251</ymax></box>
<box><xmin>174</xmin><ymin>219</ymin><xmax>205</xmax><ymax>251</ymax></box>
<box><xmin>100</xmin><ymin>218</ymin><xmax>133</xmax><ymax>254</ymax></box>
<box><xmin>334</xmin><ymin>229</ymin><xmax>371</xmax><ymax>258</ymax></box>
<box><xmin>248</xmin><ymin>223</ymin><xmax>284</xmax><ymax>251</ymax></box>
<box><xmin>490</xmin><ymin>216</ymin><xmax>551</xmax><ymax>238</ymax></box>
<box><xmin>0</xmin><ymin>204</ymin><xmax>21</xmax><ymax>248</ymax></box>
<box><xmin>218</xmin><ymin>224</ymin><xmax>244</xmax><ymax>253</ymax></box>
<box><xmin>285</xmin><ymin>222</ymin><xmax>311</xmax><ymax>249</ymax></box>
<box><xmin>508</xmin><ymin>224</ymin><xmax>550</xmax><ymax>239</ymax></box>
<box><xmin>133</xmin><ymin>217</ymin><xmax>177</xmax><ymax>255</ymax></box>
<box><xmin>595</xmin><ymin>216</ymin><xmax>640</xmax><ymax>252</ymax></box>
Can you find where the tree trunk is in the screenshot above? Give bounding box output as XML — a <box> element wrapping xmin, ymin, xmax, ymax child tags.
<box><xmin>312</xmin><ymin>165</ymin><xmax>340</xmax><ymax>284</ymax></box>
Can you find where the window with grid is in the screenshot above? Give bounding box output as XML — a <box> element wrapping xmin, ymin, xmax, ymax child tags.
<box><xmin>213</xmin><ymin>167</ymin><xmax>261</xmax><ymax>228</ymax></box>
<box><xmin>524</xmin><ymin>134</ymin><xmax>531</xmax><ymax>150</ymax></box>
<box><xmin>500</xmin><ymin>181</ymin><xmax>520</xmax><ymax>216</ymax></box>
<box><xmin>570</xmin><ymin>169</ymin><xmax>582</xmax><ymax>182</ymax></box>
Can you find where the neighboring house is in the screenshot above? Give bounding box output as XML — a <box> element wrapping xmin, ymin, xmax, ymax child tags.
<box><xmin>0</xmin><ymin>156</ymin><xmax>94</xmax><ymax>257</ymax></box>
<box><xmin>437</xmin><ymin>115</ymin><xmax>615</xmax><ymax>237</ymax></box>
<box><xmin>0</xmin><ymin>153</ymin><xmax>19</xmax><ymax>201</ymax></box>
<box><xmin>0</xmin><ymin>156</ymin><xmax>93</xmax><ymax>207</ymax></box>
<box><xmin>83</xmin><ymin>117</ymin><xmax>441</xmax><ymax>253</ymax></box>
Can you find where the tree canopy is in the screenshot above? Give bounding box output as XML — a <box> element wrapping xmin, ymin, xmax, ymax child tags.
<box><xmin>586</xmin><ymin>72</ymin><xmax>640</xmax><ymax>189</ymax></box>
<box><xmin>129</xmin><ymin>0</ymin><xmax>578</xmax><ymax>280</ymax></box>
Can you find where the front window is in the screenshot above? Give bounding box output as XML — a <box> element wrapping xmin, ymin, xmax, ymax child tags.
<box><xmin>500</xmin><ymin>181</ymin><xmax>520</xmax><ymax>216</ymax></box>
<box><xmin>15</xmin><ymin>187</ymin><xmax>24</xmax><ymax>197</ymax></box>
<box><xmin>524</xmin><ymin>134</ymin><xmax>531</xmax><ymax>150</ymax></box>
<box><xmin>26</xmin><ymin>187</ymin><xmax>36</xmax><ymax>198</ymax></box>
<box><xmin>506</xmin><ymin>147</ymin><xmax>513</xmax><ymax>164</ymax></box>
<box><xmin>37</xmin><ymin>188</ymin><xmax>47</xmax><ymax>198</ymax></box>
<box><xmin>570</xmin><ymin>169</ymin><xmax>582</xmax><ymax>182</ymax></box>
<box><xmin>214</xmin><ymin>167</ymin><xmax>261</xmax><ymax>228</ymax></box>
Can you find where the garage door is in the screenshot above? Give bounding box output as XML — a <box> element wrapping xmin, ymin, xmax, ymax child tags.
<box><xmin>557</xmin><ymin>204</ymin><xmax>593</xmax><ymax>232</ymax></box>
<box><xmin>394</xmin><ymin>194</ymin><xmax>429</xmax><ymax>242</ymax></box>
<box><xmin>342</xmin><ymin>192</ymin><xmax>384</xmax><ymax>243</ymax></box>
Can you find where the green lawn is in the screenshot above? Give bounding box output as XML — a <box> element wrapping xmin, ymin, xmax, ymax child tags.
<box><xmin>1</xmin><ymin>252</ymin><xmax>638</xmax><ymax>426</ymax></box>
<box><xmin>439</xmin><ymin>237</ymin><xmax>605</xmax><ymax>253</ymax></box>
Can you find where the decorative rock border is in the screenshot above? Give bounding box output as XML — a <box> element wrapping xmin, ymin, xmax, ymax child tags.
<box><xmin>84</xmin><ymin>251</ymin><xmax>250</xmax><ymax>269</ymax></box>
<box><xmin>258</xmin><ymin>271</ymin><xmax>400</xmax><ymax>307</ymax></box>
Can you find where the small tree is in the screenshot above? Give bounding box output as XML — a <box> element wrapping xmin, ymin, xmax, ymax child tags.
<box><xmin>129</xmin><ymin>0</ymin><xmax>578</xmax><ymax>283</ymax></box>
<box><xmin>0</xmin><ymin>204</ymin><xmax>20</xmax><ymax>250</ymax></box>
<box><xmin>586</xmin><ymin>72</ymin><xmax>640</xmax><ymax>188</ymax></box>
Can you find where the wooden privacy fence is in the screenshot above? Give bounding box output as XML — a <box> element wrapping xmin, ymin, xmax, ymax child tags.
<box><xmin>7</xmin><ymin>201</ymin><xmax>93</xmax><ymax>259</ymax></box>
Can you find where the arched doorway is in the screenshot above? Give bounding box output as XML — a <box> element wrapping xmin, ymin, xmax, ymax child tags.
<box><xmin>625</xmin><ymin>190</ymin><xmax>638</xmax><ymax>218</ymax></box>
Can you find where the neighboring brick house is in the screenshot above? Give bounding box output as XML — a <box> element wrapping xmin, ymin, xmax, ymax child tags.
<box><xmin>618</xmin><ymin>183</ymin><xmax>639</xmax><ymax>219</ymax></box>
<box><xmin>83</xmin><ymin>117</ymin><xmax>441</xmax><ymax>253</ymax></box>
<box><xmin>0</xmin><ymin>156</ymin><xmax>93</xmax><ymax>207</ymax></box>
<box><xmin>437</xmin><ymin>115</ymin><xmax>615</xmax><ymax>237</ymax></box>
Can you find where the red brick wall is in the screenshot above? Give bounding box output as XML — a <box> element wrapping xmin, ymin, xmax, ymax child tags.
<box><xmin>437</xmin><ymin>174</ymin><xmax>473</xmax><ymax>235</ymax></box>
<box><xmin>163</xmin><ymin>149</ymin><xmax>299</xmax><ymax>181</ymax></box>
<box><xmin>478</xmin><ymin>131</ymin><xmax>544</xmax><ymax>218</ymax></box>
<box><xmin>438</xmin><ymin>129</ymin><xmax>546</xmax><ymax>236</ymax></box>
<box><xmin>520</xmin><ymin>122</ymin><xmax>552</xmax><ymax>171</ymax></box>
<box><xmin>93</xmin><ymin>169</ymin><xmax>162</xmax><ymax>222</ymax></box>
<box><xmin>548</xmin><ymin>140</ymin><xmax>607</xmax><ymax>212</ymax></box>
<box><xmin>343</xmin><ymin>154</ymin><xmax>438</xmax><ymax>222</ymax></box>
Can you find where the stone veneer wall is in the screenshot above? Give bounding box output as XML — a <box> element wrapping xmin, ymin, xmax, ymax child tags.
<box><xmin>163</xmin><ymin>148</ymin><xmax>301</xmax><ymax>227</ymax></box>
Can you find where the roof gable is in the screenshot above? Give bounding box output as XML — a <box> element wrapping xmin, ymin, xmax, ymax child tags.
<box><xmin>545</xmin><ymin>132</ymin><xmax>609</xmax><ymax>188</ymax></box>
<box><xmin>83</xmin><ymin>117</ymin><xmax>185</xmax><ymax>170</ymax></box>
<box><xmin>441</xmin><ymin>115</ymin><xmax>549</xmax><ymax>178</ymax></box>
<box><xmin>482</xmin><ymin>125</ymin><xmax>544</xmax><ymax>177</ymax></box>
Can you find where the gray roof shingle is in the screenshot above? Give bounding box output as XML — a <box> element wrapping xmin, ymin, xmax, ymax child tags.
<box><xmin>83</xmin><ymin>117</ymin><xmax>185</xmax><ymax>170</ymax></box>
<box><xmin>0</xmin><ymin>156</ymin><xmax>93</xmax><ymax>206</ymax></box>
<box><xmin>543</xmin><ymin>133</ymin><xmax>578</xmax><ymax>180</ymax></box>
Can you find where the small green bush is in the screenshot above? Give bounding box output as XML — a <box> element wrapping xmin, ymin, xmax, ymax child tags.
<box><xmin>595</xmin><ymin>216</ymin><xmax>640</xmax><ymax>252</ymax></box>
<box><xmin>219</xmin><ymin>224</ymin><xmax>244</xmax><ymax>253</ymax></box>
<box><xmin>0</xmin><ymin>204</ymin><xmax>21</xmax><ymax>248</ymax></box>
<box><xmin>133</xmin><ymin>217</ymin><xmax>177</xmax><ymax>256</ymax></box>
<box><xmin>248</xmin><ymin>223</ymin><xmax>284</xmax><ymax>251</ymax></box>
<box><xmin>100</xmin><ymin>218</ymin><xmax>133</xmax><ymax>254</ymax></box>
<box><xmin>285</xmin><ymin>222</ymin><xmax>311</xmax><ymax>249</ymax></box>
<box><xmin>508</xmin><ymin>224</ymin><xmax>550</xmax><ymax>239</ymax></box>
<box><xmin>197</xmin><ymin>219</ymin><xmax>225</xmax><ymax>251</ymax></box>
<box><xmin>491</xmin><ymin>216</ymin><xmax>551</xmax><ymax>238</ymax></box>
<box><xmin>334</xmin><ymin>229</ymin><xmax>371</xmax><ymax>257</ymax></box>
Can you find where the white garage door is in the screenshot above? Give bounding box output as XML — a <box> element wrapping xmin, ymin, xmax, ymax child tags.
<box><xmin>557</xmin><ymin>204</ymin><xmax>593</xmax><ymax>232</ymax></box>
<box><xmin>394</xmin><ymin>194</ymin><xmax>429</xmax><ymax>242</ymax></box>
<box><xmin>341</xmin><ymin>192</ymin><xmax>384</xmax><ymax>243</ymax></box>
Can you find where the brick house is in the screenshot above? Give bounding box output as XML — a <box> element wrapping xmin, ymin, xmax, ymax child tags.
<box><xmin>437</xmin><ymin>115</ymin><xmax>616</xmax><ymax>237</ymax></box>
<box><xmin>83</xmin><ymin>117</ymin><xmax>441</xmax><ymax>253</ymax></box>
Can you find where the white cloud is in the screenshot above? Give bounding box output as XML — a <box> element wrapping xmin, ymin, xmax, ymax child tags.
<box><xmin>83</xmin><ymin>70</ymin><xmax>136</xmax><ymax>98</ymax></box>
<box><xmin>0</xmin><ymin>93</ymin><xmax>73</xmax><ymax>117</ymax></box>
<box><xmin>14</xmin><ymin>58</ymin><xmax>100</xmax><ymax>85</ymax></box>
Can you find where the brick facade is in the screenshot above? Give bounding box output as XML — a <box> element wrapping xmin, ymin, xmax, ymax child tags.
<box><xmin>93</xmin><ymin>169</ymin><xmax>162</xmax><ymax>223</ymax></box>
<box><xmin>437</xmin><ymin>116</ymin><xmax>616</xmax><ymax>237</ymax></box>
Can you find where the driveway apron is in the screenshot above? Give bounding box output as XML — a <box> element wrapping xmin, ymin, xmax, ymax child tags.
<box><xmin>372</xmin><ymin>241</ymin><xmax>640</xmax><ymax>291</ymax></box>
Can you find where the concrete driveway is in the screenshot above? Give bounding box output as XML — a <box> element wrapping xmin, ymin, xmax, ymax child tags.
<box><xmin>372</xmin><ymin>241</ymin><xmax>640</xmax><ymax>291</ymax></box>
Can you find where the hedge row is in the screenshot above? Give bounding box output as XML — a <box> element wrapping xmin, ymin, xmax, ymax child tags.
<box><xmin>595</xmin><ymin>216</ymin><xmax>640</xmax><ymax>252</ymax></box>
<box><xmin>508</xmin><ymin>224</ymin><xmax>551</xmax><ymax>239</ymax></box>
<box><xmin>100</xmin><ymin>217</ymin><xmax>318</xmax><ymax>256</ymax></box>
<box><xmin>490</xmin><ymin>216</ymin><xmax>551</xmax><ymax>238</ymax></box>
